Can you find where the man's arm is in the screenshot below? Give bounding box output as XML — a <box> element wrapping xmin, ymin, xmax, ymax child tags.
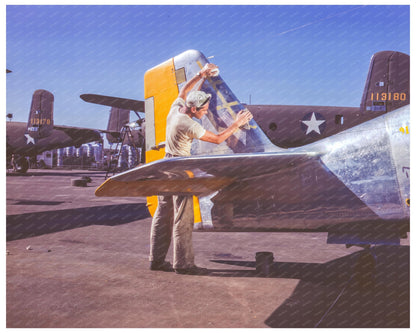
<box><xmin>199</xmin><ymin>110</ymin><xmax>253</xmax><ymax>144</ymax></box>
<box><xmin>178</xmin><ymin>64</ymin><xmax>218</xmax><ymax>100</ymax></box>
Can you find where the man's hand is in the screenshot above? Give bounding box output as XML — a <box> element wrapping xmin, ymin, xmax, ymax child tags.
<box><xmin>200</xmin><ymin>109</ymin><xmax>253</xmax><ymax>144</ymax></box>
<box><xmin>199</xmin><ymin>63</ymin><xmax>219</xmax><ymax>78</ymax></box>
<box><xmin>180</xmin><ymin>63</ymin><xmax>218</xmax><ymax>100</ymax></box>
<box><xmin>235</xmin><ymin>109</ymin><xmax>253</xmax><ymax>128</ymax></box>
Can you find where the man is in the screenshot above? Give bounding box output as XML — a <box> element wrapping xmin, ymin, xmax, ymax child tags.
<box><xmin>11</xmin><ymin>154</ymin><xmax>17</xmax><ymax>172</ymax></box>
<box><xmin>149</xmin><ymin>63</ymin><xmax>253</xmax><ymax>275</ymax></box>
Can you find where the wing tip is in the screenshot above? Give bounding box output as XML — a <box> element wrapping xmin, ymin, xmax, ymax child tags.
<box><xmin>95</xmin><ymin>178</ymin><xmax>114</xmax><ymax>197</ymax></box>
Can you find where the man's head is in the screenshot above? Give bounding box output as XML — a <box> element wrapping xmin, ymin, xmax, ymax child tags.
<box><xmin>185</xmin><ymin>90</ymin><xmax>211</xmax><ymax>119</ymax></box>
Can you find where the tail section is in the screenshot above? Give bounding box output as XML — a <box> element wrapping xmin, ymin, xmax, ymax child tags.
<box><xmin>106</xmin><ymin>107</ymin><xmax>130</xmax><ymax>144</ymax></box>
<box><xmin>360</xmin><ymin>51</ymin><xmax>409</xmax><ymax>113</ymax></box>
<box><xmin>26</xmin><ymin>89</ymin><xmax>54</xmax><ymax>140</ymax></box>
<box><xmin>143</xmin><ymin>49</ymin><xmax>277</xmax><ymax>221</ymax></box>
<box><xmin>144</xmin><ymin>49</ymin><xmax>276</xmax><ymax>163</ymax></box>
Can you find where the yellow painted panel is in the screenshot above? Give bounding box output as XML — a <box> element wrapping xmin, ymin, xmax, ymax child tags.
<box><xmin>147</xmin><ymin>195</ymin><xmax>158</xmax><ymax>217</ymax></box>
<box><xmin>145</xmin><ymin>148</ymin><xmax>165</xmax><ymax>165</ymax></box>
<box><xmin>144</xmin><ymin>56</ymin><xmax>202</xmax><ymax>224</ymax></box>
<box><xmin>145</xmin><ymin>58</ymin><xmax>173</xmax><ymax>218</ymax></box>
<box><xmin>144</xmin><ymin>58</ymin><xmax>179</xmax><ymax>154</ymax></box>
<box><xmin>193</xmin><ymin>196</ymin><xmax>202</xmax><ymax>223</ymax></box>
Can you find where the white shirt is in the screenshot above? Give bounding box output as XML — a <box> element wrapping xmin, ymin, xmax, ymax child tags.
<box><xmin>165</xmin><ymin>97</ymin><xmax>206</xmax><ymax>156</ymax></box>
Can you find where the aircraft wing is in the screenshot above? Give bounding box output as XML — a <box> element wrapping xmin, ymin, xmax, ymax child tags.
<box><xmin>95</xmin><ymin>151</ymin><xmax>322</xmax><ymax>197</ymax></box>
<box><xmin>53</xmin><ymin>125</ymin><xmax>101</xmax><ymax>141</ymax></box>
<box><xmin>80</xmin><ymin>94</ymin><xmax>145</xmax><ymax>112</ymax></box>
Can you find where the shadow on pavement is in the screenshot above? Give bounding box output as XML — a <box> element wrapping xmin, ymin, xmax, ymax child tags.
<box><xmin>209</xmin><ymin>245</ymin><xmax>409</xmax><ymax>328</ymax></box>
<box><xmin>6</xmin><ymin>170</ymin><xmax>106</xmax><ymax>178</ymax></box>
<box><xmin>6</xmin><ymin>203</ymin><xmax>150</xmax><ymax>241</ymax></box>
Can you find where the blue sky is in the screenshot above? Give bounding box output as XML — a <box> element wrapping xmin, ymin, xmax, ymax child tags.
<box><xmin>5</xmin><ymin>4</ymin><xmax>410</xmax><ymax>131</ymax></box>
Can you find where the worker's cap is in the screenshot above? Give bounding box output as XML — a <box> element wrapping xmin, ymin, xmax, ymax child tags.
<box><xmin>186</xmin><ymin>91</ymin><xmax>212</xmax><ymax>108</ymax></box>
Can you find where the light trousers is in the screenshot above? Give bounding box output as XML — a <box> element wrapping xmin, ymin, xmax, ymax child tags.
<box><xmin>149</xmin><ymin>194</ymin><xmax>195</xmax><ymax>269</ymax></box>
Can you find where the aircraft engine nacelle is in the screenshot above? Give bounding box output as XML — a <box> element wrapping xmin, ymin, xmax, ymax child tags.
<box><xmin>26</xmin><ymin>89</ymin><xmax>54</xmax><ymax>139</ymax></box>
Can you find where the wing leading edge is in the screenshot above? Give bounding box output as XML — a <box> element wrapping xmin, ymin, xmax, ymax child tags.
<box><xmin>95</xmin><ymin>151</ymin><xmax>321</xmax><ymax>197</ymax></box>
<box><xmin>53</xmin><ymin>125</ymin><xmax>102</xmax><ymax>142</ymax></box>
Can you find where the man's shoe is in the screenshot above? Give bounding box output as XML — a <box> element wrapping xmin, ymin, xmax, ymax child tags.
<box><xmin>175</xmin><ymin>266</ymin><xmax>209</xmax><ymax>275</ymax></box>
<box><xmin>150</xmin><ymin>261</ymin><xmax>174</xmax><ymax>272</ymax></box>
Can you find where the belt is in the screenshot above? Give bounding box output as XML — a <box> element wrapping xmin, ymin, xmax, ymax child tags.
<box><xmin>165</xmin><ymin>153</ymin><xmax>182</xmax><ymax>158</ymax></box>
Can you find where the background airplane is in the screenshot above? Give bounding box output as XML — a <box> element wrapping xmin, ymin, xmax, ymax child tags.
<box><xmin>247</xmin><ymin>51</ymin><xmax>409</xmax><ymax>147</ymax></box>
<box><xmin>80</xmin><ymin>95</ymin><xmax>146</xmax><ymax>165</ymax></box>
<box><xmin>95</xmin><ymin>50</ymin><xmax>409</xmax><ymax>251</ymax></box>
<box><xmin>6</xmin><ymin>89</ymin><xmax>102</xmax><ymax>173</ymax></box>
<box><xmin>80</xmin><ymin>51</ymin><xmax>409</xmax><ymax>151</ymax></box>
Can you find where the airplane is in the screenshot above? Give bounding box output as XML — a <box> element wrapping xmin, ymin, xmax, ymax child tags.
<box><xmin>79</xmin><ymin>51</ymin><xmax>409</xmax><ymax>150</ymax></box>
<box><xmin>6</xmin><ymin>89</ymin><xmax>102</xmax><ymax>173</ymax></box>
<box><xmin>80</xmin><ymin>95</ymin><xmax>146</xmax><ymax>164</ymax></box>
<box><xmin>246</xmin><ymin>50</ymin><xmax>409</xmax><ymax>148</ymax></box>
<box><xmin>94</xmin><ymin>49</ymin><xmax>409</xmax><ymax>257</ymax></box>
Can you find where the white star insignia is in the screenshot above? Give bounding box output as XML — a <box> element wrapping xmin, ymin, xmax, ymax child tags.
<box><xmin>25</xmin><ymin>134</ymin><xmax>36</xmax><ymax>145</ymax></box>
<box><xmin>302</xmin><ymin>112</ymin><xmax>326</xmax><ymax>135</ymax></box>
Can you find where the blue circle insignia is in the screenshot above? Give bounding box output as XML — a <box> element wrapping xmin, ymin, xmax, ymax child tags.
<box><xmin>301</xmin><ymin>112</ymin><xmax>326</xmax><ymax>136</ymax></box>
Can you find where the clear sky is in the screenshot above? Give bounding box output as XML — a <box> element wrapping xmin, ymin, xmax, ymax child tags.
<box><xmin>5</xmin><ymin>3</ymin><xmax>410</xmax><ymax>132</ymax></box>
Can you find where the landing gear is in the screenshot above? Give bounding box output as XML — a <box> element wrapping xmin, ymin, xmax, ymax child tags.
<box><xmin>13</xmin><ymin>156</ymin><xmax>29</xmax><ymax>173</ymax></box>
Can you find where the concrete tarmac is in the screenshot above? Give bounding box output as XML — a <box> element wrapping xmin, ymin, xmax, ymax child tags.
<box><xmin>6</xmin><ymin>169</ymin><xmax>410</xmax><ymax>328</ymax></box>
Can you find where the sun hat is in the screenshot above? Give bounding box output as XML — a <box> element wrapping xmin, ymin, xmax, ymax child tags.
<box><xmin>186</xmin><ymin>90</ymin><xmax>212</xmax><ymax>108</ymax></box>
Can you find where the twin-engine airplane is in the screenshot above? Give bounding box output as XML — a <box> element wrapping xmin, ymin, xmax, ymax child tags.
<box><xmin>95</xmin><ymin>49</ymin><xmax>409</xmax><ymax>248</ymax></box>
<box><xmin>248</xmin><ymin>50</ymin><xmax>409</xmax><ymax>147</ymax></box>
<box><xmin>6</xmin><ymin>89</ymin><xmax>102</xmax><ymax>173</ymax></box>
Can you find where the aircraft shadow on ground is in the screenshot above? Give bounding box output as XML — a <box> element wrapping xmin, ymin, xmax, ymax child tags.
<box><xmin>6</xmin><ymin>203</ymin><xmax>150</xmax><ymax>241</ymax></box>
<box><xmin>210</xmin><ymin>245</ymin><xmax>409</xmax><ymax>328</ymax></box>
<box><xmin>6</xmin><ymin>170</ymin><xmax>107</xmax><ymax>178</ymax></box>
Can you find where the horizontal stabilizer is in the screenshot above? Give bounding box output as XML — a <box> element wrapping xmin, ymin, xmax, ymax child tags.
<box><xmin>55</xmin><ymin>125</ymin><xmax>116</xmax><ymax>141</ymax></box>
<box><xmin>95</xmin><ymin>152</ymin><xmax>319</xmax><ymax>197</ymax></box>
<box><xmin>96</xmin><ymin>177</ymin><xmax>234</xmax><ymax>197</ymax></box>
<box><xmin>54</xmin><ymin>125</ymin><xmax>101</xmax><ymax>143</ymax></box>
<box><xmin>80</xmin><ymin>94</ymin><xmax>144</xmax><ymax>112</ymax></box>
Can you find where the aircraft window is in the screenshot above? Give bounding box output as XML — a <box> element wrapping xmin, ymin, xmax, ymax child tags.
<box><xmin>269</xmin><ymin>122</ymin><xmax>277</xmax><ymax>131</ymax></box>
<box><xmin>335</xmin><ymin>115</ymin><xmax>344</xmax><ymax>125</ymax></box>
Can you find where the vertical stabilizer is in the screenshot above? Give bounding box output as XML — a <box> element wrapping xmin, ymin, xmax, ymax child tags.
<box><xmin>176</xmin><ymin>50</ymin><xmax>275</xmax><ymax>156</ymax></box>
<box><xmin>144</xmin><ymin>49</ymin><xmax>276</xmax><ymax>161</ymax></box>
<box><xmin>26</xmin><ymin>89</ymin><xmax>54</xmax><ymax>139</ymax></box>
<box><xmin>106</xmin><ymin>107</ymin><xmax>130</xmax><ymax>143</ymax></box>
<box><xmin>360</xmin><ymin>51</ymin><xmax>409</xmax><ymax>113</ymax></box>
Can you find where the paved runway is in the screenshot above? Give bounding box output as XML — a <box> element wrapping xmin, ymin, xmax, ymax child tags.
<box><xmin>6</xmin><ymin>169</ymin><xmax>410</xmax><ymax>328</ymax></box>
